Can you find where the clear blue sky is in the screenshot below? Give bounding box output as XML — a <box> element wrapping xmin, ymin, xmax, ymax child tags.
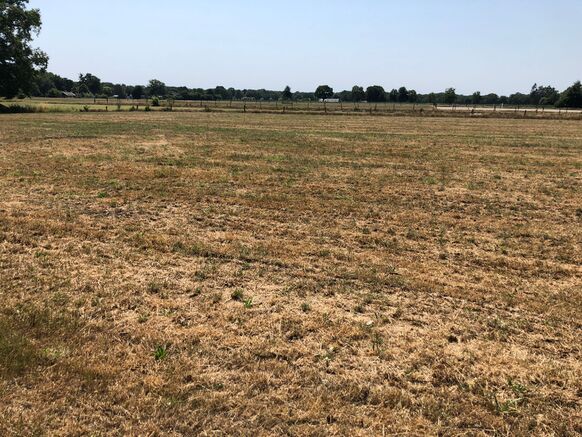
<box><xmin>30</xmin><ymin>0</ymin><xmax>582</xmax><ymax>95</ymax></box>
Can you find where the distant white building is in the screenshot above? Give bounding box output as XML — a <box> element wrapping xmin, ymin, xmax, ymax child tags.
<box><xmin>319</xmin><ymin>98</ymin><xmax>340</xmax><ymax>103</ymax></box>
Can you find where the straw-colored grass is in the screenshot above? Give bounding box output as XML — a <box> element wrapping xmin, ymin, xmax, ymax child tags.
<box><xmin>0</xmin><ymin>112</ymin><xmax>580</xmax><ymax>435</ymax></box>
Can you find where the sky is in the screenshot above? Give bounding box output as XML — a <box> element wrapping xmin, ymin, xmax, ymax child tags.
<box><xmin>29</xmin><ymin>0</ymin><xmax>582</xmax><ymax>95</ymax></box>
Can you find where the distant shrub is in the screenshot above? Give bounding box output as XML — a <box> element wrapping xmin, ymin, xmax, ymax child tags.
<box><xmin>151</xmin><ymin>96</ymin><xmax>160</xmax><ymax>107</ymax></box>
<box><xmin>144</xmin><ymin>105</ymin><xmax>151</xmax><ymax>112</ymax></box>
<box><xmin>0</xmin><ymin>104</ymin><xmax>74</xmax><ymax>114</ymax></box>
<box><xmin>47</xmin><ymin>88</ymin><xmax>60</xmax><ymax>98</ymax></box>
<box><xmin>0</xmin><ymin>104</ymin><xmax>38</xmax><ymax>113</ymax></box>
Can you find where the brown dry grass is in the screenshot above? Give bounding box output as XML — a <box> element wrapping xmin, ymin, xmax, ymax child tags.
<box><xmin>0</xmin><ymin>112</ymin><xmax>580</xmax><ymax>436</ymax></box>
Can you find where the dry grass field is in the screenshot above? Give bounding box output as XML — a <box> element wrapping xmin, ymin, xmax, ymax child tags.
<box><xmin>0</xmin><ymin>112</ymin><xmax>580</xmax><ymax>436</ymax></box>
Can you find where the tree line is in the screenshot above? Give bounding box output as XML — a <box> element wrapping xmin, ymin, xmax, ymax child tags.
<box><xmin>2</xmin><ymin>1</ymin><xmax>582</xmax><ymax>109</ymax></box>
<box><xmin>26</xmin><ymin>72</ymin><xmax>582</xmax><ymax>108</ymax></box>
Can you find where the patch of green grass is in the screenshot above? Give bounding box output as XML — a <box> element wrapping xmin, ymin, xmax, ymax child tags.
<box><xmin>154</xmin><ymin>345</ymin><xmax>168</xmax><ymax>361</ymax></box>
<box><xmin>231</xmin><ymin>289</ymin><xmax>244</xmax><ymax>302</ymax></box>
<box><xmin>147</xmin><ymin>281</ymin><xmax>164</xmax><ymax>294</ymax></box>
<box><xmin>492</xmin><ymin>381</ymin><xmax>529</xmax><ymax>416</ymax></box>
<box><xmin>0</xmin><ymin>319</ymin><xmax>44</xmax><ymax>377</ymax></box>
<box><xmin>0</xmin><ymin>305</ymin><xmax>79</xmax><ymax>377</ymax></box>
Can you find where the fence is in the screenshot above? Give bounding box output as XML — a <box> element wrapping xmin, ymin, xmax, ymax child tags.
<box><xmin>15</xmin><ymin>97</ymin><xmax>582</xmax><ymax>118</ymax></box>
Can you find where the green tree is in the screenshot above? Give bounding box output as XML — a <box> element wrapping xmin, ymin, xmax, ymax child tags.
<box><xmin>444</xmin><ymin>88</ymin><xmax>457</xmax><ymax>104</ymax></box>
<box><xmin>388</xmin><ymin>89</ymin><xmax>398</xmax><ymax>102</ymax></box>
<box><xmin>132</xmin><ymin>85</ymin><xmax>145</xmax><ymax>99</ymax></box>
<box><xmin>351</xmin><ymin>85</ymin><xmax>365</xmax><ymax>102</ymax></box>
<box><xmin>315</xmin><ymin>85</ymin><xmax>334</xmax><ymax>100</ymax></box>
<box><xmin>530</xmin><ymin>84</ymin><xmax>559</xmax><ymax>106</ymax></box>
<box><xmin>36</xmin><ymin>72</ymin><xmax>55</xmax><ymax>96</ymax></box>
<box><xmin>398</xmin><ymin>86</ymin><xmax>409</xmax><ymax>102</ymax></box>
<box><xmin>538</xmin><ymin>86</ymin><xmax>559</xmax><ymax>105</ymax></box>
<box><xmin>102</xmin><ymin>85</ymin><xmax>113</xmax><ymax>97</ymax></box>
<box><xmin>556</xmin><ymin>81</ymin><xmax>582</xmax><ymax>108</ymax></box>
<box><xmin>112</xmin><ymin>84</ymin><xmax>126</xmax><ymax>98</ymax></box>
<box><xmin>427</xmin><ymin>93</ymin><xmax>437</xmax><ymax>104</ymax></box>
<box><xmin>78</xmin><ymin>73</ymin><xmax>102</xmax><ymax>95</ymax></box>
<box><xmin>483</xmin><ymin>93</ymin><xmax>499</xmax><ymax>105</ymax></box>
<box><xmin>529</xmin><ymin>83</ymin><xmax>539</xmax><ymax>105</ymax></box>
<box><xmin>0</xmin><ymin>0</ymin><xmax>48</xmax><ymax>98</ymax></box>
<box><xmin>213</xmin><ymin>86</ymin><xmax>228</xmax><ymax>100</ymax></box>
<box><xmin>74</xmin><ymin>83</ymin><xmax>90</xmax><ymax>96</ymax></box>
<box><xmin>148</xmin><ymin>79</ymin><xmax>166</xmax><ymax>97</ymax></box>
<box><xmin>366</xmin><ymin>85</ymin><xmax>386</xmax><ymax>102</ymax></box>
<box><xmin>33</xmin><ymin>71</ymin><xmax>73</xmax><ymax>96</ymax></box>
<box><xmin>508</xmin><ymin>93</ymin><xmax>529</xmax><ymax>106</ymax></box>
<box><xmin>55</xmin><ymin>75</ymin><xmax>74</xmax><ymax>92</ymax></box>
<box><xmin>471</xmin><ymin>91</ymin><xmax>482</xmax><ymax>105</ymax></box>
<box><xmin>282</xmin><ymin>85</ymin><xmax>292</xmax><ymax>101</ymax></box>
